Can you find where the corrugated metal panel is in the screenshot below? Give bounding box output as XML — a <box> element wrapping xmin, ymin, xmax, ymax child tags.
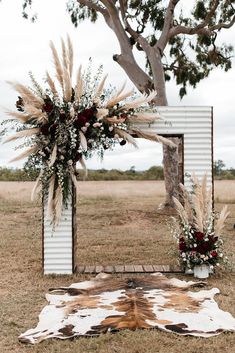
<box><xmin>135</xmin><ymin>106</ymin><xmax>213</xmax><ymax>188</ymax></box>
<box><xmin>43</xmin><ymin>195</ymin><xmax>73</xmax><ymax>275</ymax></box>
<box><xmin>42</xmin><ymin>106</ymin><xmax>213</xmax><ymax>275</ymax></box>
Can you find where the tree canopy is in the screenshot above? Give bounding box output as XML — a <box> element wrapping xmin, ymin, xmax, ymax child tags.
<box><xmin>21</xmin><ymin>0</ymin><xmax>235</xmax><ymax>101</ymax></box>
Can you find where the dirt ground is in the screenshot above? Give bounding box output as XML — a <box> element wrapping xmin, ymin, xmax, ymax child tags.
<box><xmin>0</xmin><ymin>180</ymin><xmax>235</xmax><ymax>353</ymax></box>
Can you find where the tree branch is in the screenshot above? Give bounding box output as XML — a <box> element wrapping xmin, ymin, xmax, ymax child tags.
<box><xmin>157</xmin><ymin>0</ymin><xmax>180</xmax><ymax>52</ymax></box>
<box><xmin>77</xmin><ymin>0</ymin><xmax>107</xmax><ymax>16</ymax></box>
<box><xmin>210</xmin><ymin>15</ymin><xmax>235</xmax><ymax>30</ymax></box>
<box><xmin>169</xmin><ymin>0</ymin><xmax>220</xmax><ymax>38</ymax></box>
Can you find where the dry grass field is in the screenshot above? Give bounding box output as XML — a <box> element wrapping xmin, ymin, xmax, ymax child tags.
<box><xmin>0</xmin><ymin>180</ymin><xmax>235</xmax><ymax>353</ymax></box>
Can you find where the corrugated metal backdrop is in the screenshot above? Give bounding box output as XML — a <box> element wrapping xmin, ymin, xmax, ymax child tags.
<box><xmin>134</xmin><ymin>106</ymin><xmax>213</xmax><ymax>190</ymax></box>
<box><xmin>43</xmin><ymin>106</ymin><xmax>213</xmax><ymax>275</ymax></box>
<box><xmin>43</xmin><ymin>196</ymin><xmax>73</xmax><ymax>275</ymax></box>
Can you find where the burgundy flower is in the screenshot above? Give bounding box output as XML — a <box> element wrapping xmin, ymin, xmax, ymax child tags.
<box><xmin>60</xmin><ymin>112</ymin><xmax>67</xmax><ymax>122</ymax></box>
<box><xmin>197</xmin><ymin>242</ymin><xmax>211</xmax><ymax>254</ymax></box>
<box><xmin>75</xmin><ymin>114</ymin><xmax>88</xmax><ymax>128</ymax></box>
<box><xmin>179</xmin><ymin>238</ymin><xmax>187</xmax><ymax>251</ymax></box>
<box><xmin>195</xmin><ymin>231</ymin><xmax>204</xmax><ymax>241</ymax></box>
<box><xmin>43</xmin><ymin>96</ymin><xmax>54</xmax><ymax>113</ymax></box>
<box><xmin>49</xmin><ymin>124</ymin><xmax>57</xmax><ymax>137</ymax></box>
<box><xmin>75</xmin><ymin>152</ymin><xmax>82</xmax><ymax>162</ymax></box>
<box><xmin>208</xmin><ymin>235</ymin><xmax>218</xmax><ymax>244</ymax></box>
<box><xmin>82</xmin><ymin>108</ymin><xmax>95</xmax><ymax>119</ymax></box>
<box><xmin>211</xmin><ymin>250</ymin><xmax>217</xmax><ymax>257</ymax></box>
<box><xmin>40</xmin><ymin>123</ymin><xmax>50</xmax><ymax>135</ymax></box>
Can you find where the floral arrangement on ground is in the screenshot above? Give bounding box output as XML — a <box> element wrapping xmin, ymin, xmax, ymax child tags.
<box><xmin>1</xmin><ymin>35</ymin><xmax>174</xmax><ymax>225</ymax></box>
<box><xmin>171</xmin><ymin>174</ymin><xmax>230</xmax><ymax>272</ymax></box>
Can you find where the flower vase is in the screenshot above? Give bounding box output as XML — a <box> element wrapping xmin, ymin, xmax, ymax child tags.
<box><xmin>193</xmin><ymin>264</ymin><xmax>210</xmax><ymax>279</ymax></box>
<box><xmin>185</xmin><ymin>266</ymin><xmax>194</xmax><ymax>275</ymax></box>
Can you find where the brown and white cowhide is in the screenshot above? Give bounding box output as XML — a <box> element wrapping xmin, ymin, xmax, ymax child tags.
<box><xmin>19</xmin><ymin>273</ymin><xmax>235</xmax><ymax>344</ymax></box>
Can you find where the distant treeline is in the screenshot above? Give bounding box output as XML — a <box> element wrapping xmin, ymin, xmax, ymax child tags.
<box><xmin>0</xmin><ymin>163</ymin><xmax>234</xmax><ymax>181</ymax></box>
<box><xmin>0</xmin><ymin>166</ymin><xmax>164</xmax><ymax>181</ymax></box>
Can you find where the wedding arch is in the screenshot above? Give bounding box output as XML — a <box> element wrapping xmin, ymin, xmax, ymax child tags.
<box><xmin>43</xmin><ymin>105</ymin><xmax>213</xmax><ymax>274</ymax></box>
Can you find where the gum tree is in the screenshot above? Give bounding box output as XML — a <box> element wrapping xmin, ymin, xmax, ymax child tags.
<box><xmin>22</xmin><ymin>0</ymin><xmax>235</xmax><ymax>207</ymax></box>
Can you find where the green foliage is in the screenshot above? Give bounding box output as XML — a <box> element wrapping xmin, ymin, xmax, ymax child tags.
<box><xmin>0</xmin><ymin>165</ymin><xmax>164</xmax><ymax>181</ymax></box>
<box><xmin>213</xmin><ymin>160</ymin><xmax>235</xmax><ymax>180</ymax></box>
<box><xmin>66</xmin><ymin>0</ymin><xmax>234</xmax><ymax>99</ymax></box>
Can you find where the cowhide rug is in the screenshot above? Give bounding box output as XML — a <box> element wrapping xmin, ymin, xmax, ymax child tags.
<box><xmin>19</xmin><ymin>273</ymin><xmax>235</xmax><ymax>344</ymax></box>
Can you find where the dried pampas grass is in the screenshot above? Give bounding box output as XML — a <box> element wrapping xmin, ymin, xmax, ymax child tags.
<box><xmin>3</xmin><ymin>128</ymin><xmax>40</xmax><ymax>144</ymax></box>
<box><xmin>215</xmin><ymin>205</ymin><xmax>230</xmax><ymax>237</ymax></box>
<box><xmin>106</xmin><ymin>89</ymin><xmax>134</xmax><ymax>108</ymax></box>
<box><xmin>8</xmin><ymin>82</ymin><xmax>43</xmax><ymax>108</ymax></box>
<box><xmin>47</xmin><ymin>175</ymin><xmax>55</xmax><ymax>218</ymax></box>
<box><xmin>114</xmin><ymin>128</ymin><xmax>138</xmax><ymax>148</ymax></box>
<box><xmin>173</xmin><ymin>196</ymin><xmax>190</xmax><ymax>225</ymax></box>
<box><xmin>79</xmin><ymin>131</ymin><xmax>87</xmax><ymax>151</ymax></box>
<box><xmin>131</xmin><ymin>128</ymin><xmax>176</xmax><ymax>148</ymax></box>
<box><xmin>54</xmin><ymin>186</ymin><xmax>63</xmax><ymax>226</ymax></box>
<box><xmin>67</xmin><ymin>35</ymin><xmax>74</xmax><ymax>77</ymax></box>
<box><xmin>5</xmin><ymin>111</ymin><xmax>31</xmax><ymax>123</ymax></box>
<box><xmin>9</xmin><ymin>145</ymin><xmax>38</xmax><ymax>163</ymax></box>
<box><xmin>122</xmin><ymin>91</ymin><xmax>157</xmax><ymax>110</ymax></box>
<box><xmin>50</xmin><ymin>41</ymin><xmax>64</xmax><ymax>92</ymax></box>
<box><xmin>46</xmin><ymin>71</ymin><xmax>58</xmax><ymax>97</ymax></box>
<box><xmin>78</xmin><ymin>156</ymin><xmax>88</xmax><ymax>180</ymax></box>
<box><xmin>75</xmin><ymin>65</ymin><xmax>83</xmax><ymax>101</ymax></box>
<box><xmin>31</xmin><ymin>170</ymin><xmax>42</xmax><ymax>201</ymax></box>
<box><xmin>48</xmin><ymin>144</ymin><xmax>57</xmax><ymax>168</ymax></box>
<box><xmin>95</xmin><ymin>74</ymin><xmax>108</xmax><ymax>98</ymax></box>
<box><xmin>127</xmin><ymin>112</ymin><xmax>162</xmax><ymax>124</ymax></box>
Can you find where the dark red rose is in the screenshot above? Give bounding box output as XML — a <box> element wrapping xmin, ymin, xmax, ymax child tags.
<box><xmin>197</xmin><ymin>242</ymin><xmax>211</xmax><ymax>254</ymax></box>
<box><xmin>211</xmin><ymin>250</ymin><xmax>217</xmax><ymax>257</ymax></box>
<box><xmin>82</xmin><ymin>108</ymin><xmax>95</xmax><ymax>119</ymax></box>
<box><xmin>208</xmin><ymin>235</ymin><xmax>218</xmax><ymax>244</ymax></box>
<box><xmin>60</xmin><ymin>112</ymin><xmax>67</xmax><ymax>121</ymax></box>
<box><xmin>75</xmin><ymin>114</ymin><xmax>88</xmax><ymax>128</ymax></box>
<box><xmin>49</xmin><ymin>124</ymin><xmax>57</xmax><ymax>137</ymax></box>
<box><xmin>43</xmin><ymin>96</ymin><xmax>54</xmax><ymax>113</ymax></box>
<box><xmin>195</xmin><ymin>231</ymin><xmax>204</xmax><ymax>241</ymax></box>
<box><xmin>75</xmin><ymin>152</ymin><xmax>82</xmax><ymax>162</ymax></box>
<box><xmin>120</xmin><ymin>113</ymin><xmax>127</xmax><ymax>120</ymax></box>
<box><xmin>179</xmin><ymin>239</ymin><xmax>187</xmax><ymax>251</ymax></box>
<box><xmin>120</xmin><ymin>139</ymin><xmax>126</xmax><ymax>146</ymax></box>
<box><xmin>40</xmin><ymin>123</ymin><xmax>50</xmax><ymax>135</ymax></box>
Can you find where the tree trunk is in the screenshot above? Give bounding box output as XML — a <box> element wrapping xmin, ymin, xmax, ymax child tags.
<box><xmin>162</xmin><ymin>137</ymin><xmax>180</xmax><ymax>208</ymax></box>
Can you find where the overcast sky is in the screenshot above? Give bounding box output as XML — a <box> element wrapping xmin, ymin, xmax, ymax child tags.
<box><xmin>0</xmin><ymin>0</ymin><xmax>234</xmax><ymax>170</ymax></box>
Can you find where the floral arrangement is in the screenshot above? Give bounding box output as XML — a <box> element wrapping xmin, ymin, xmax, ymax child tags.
<box><xmin>1</xmin><ymin>36</ymin><xmax>174</xmax><ymax>225</ymax></box>
<box><xmin>171</xmin><ymin>174</ymin><xmax>229</xmax><ymax>271</ymax></box>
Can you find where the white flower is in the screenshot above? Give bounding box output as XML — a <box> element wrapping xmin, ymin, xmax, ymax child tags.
<box><xmin>219</xmin><ymin>253</ymin><xmax>223</xmax><ymax>257</ymax></box>
<box><xmin>93</xmin><ymin>122</ymin><xmax>102</xmax><ymax>128</ymax></box>
<box><xmin>60</xmin><ymin>156</ymin><xmax>64</xmax><ymax>160</ymax></box>
<box><xmin>194</xmin><ymin>243</ymin><xmax>197</xmax><ymax>248</ymax></box>
<box><xmin>109</xmin><ymin>126</ymin><xmax>114</xmax><ymax>131</ymax></box>
<box><xmin>93</xmin><ymin>98</ymin><xmax>101</xmax><ymax>106</ymax></box>
<box><xmin>85</xmin><ymin>122</ymin><xmax>90</xmax><ymax>127</ymax></box>
<box><xmin>96</xmin><ymin>108</ymin><xmax>108</xmax><ymax>119</ymax></box>
<box><xmin>81</xmin><ymin>126</ymin><xmax>87</xmax><ymax>132</ymax></box>
<box><xmin>67</xmin><ymin>160</ymin><xmax>73</xmax><ymax>166</ymax></box>
<box><xmin>181</xmin><ymin>252</ymin><xmax>186</xmax><ymax>257</ymax></box>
